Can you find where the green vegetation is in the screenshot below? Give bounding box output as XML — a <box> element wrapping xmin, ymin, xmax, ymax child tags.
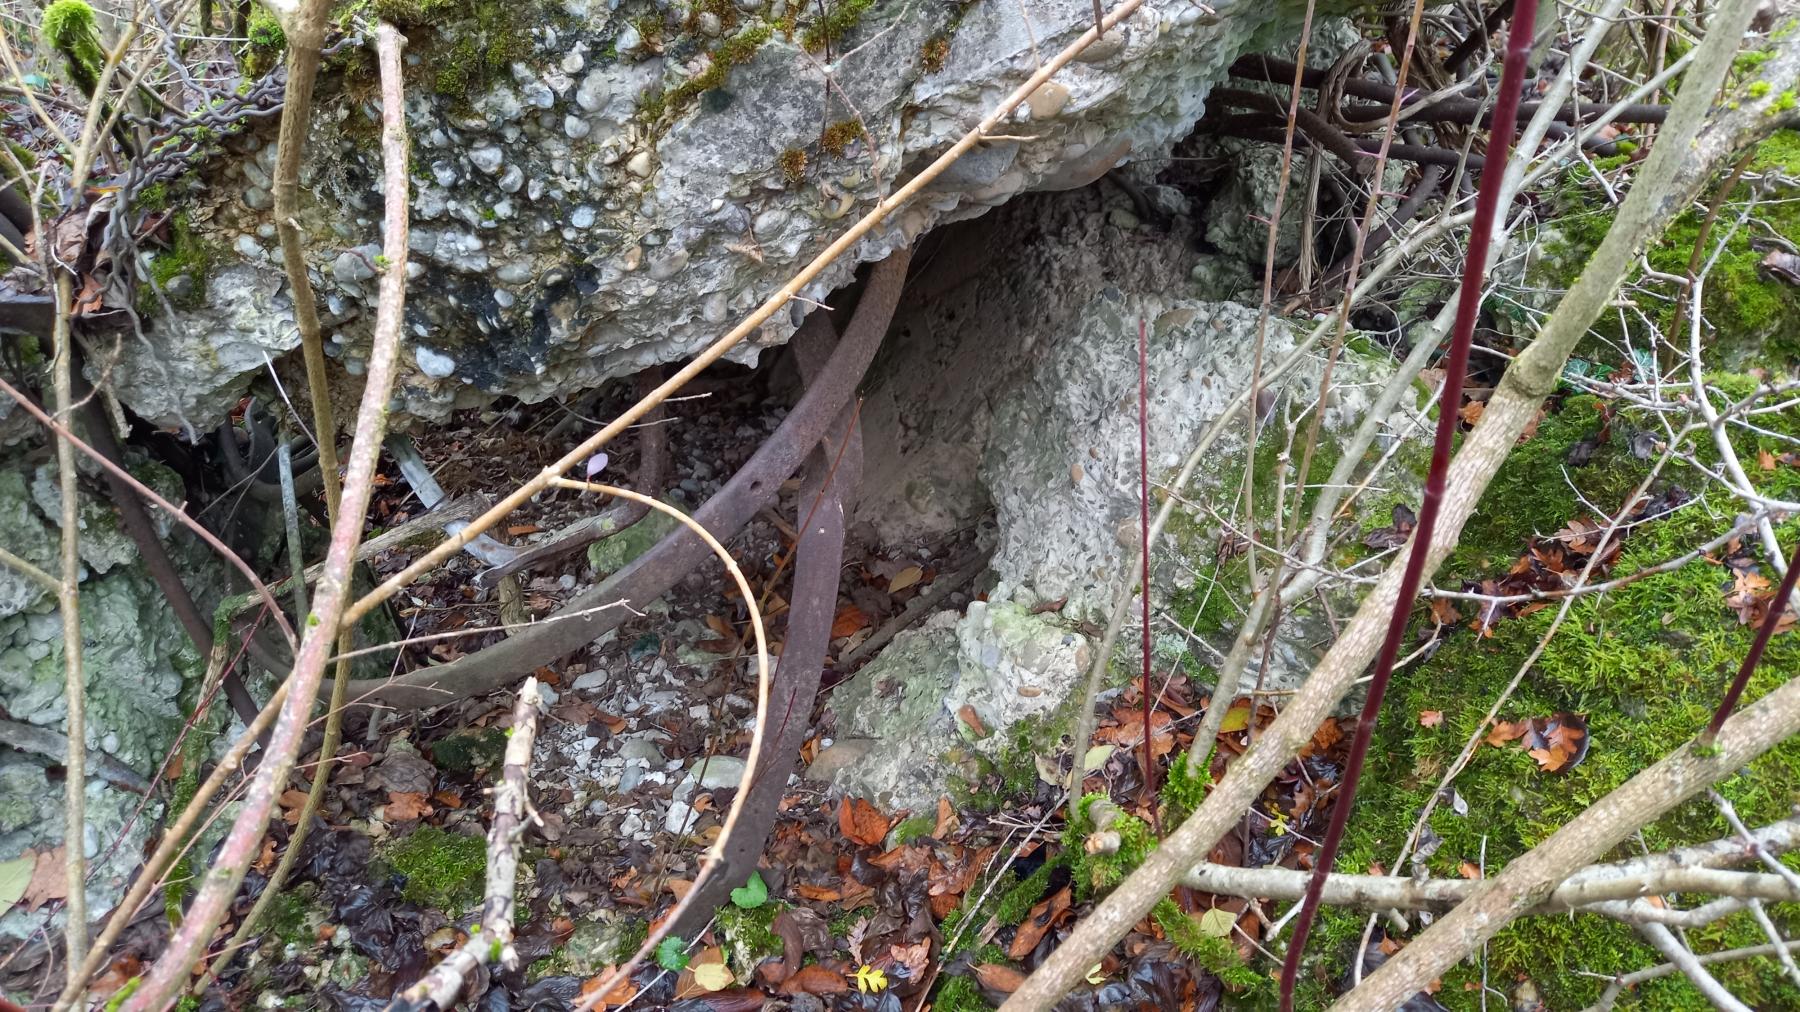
<box><xmin>137</xmin><ymin>213</ymin><xmax>213</xmax><ymax>317</ymax></box>
<box><xmin>778</xmin><ymin>147</ymin><xmax>807</xmax><ymax>184</ymax></box>
<box><xmin>243</xmin><ymin>6</ymin><xmax>286</xmax><ymax>77</ymax></box>
<box><xmin>801</xmin><ymin>0</ymin><xmax>877</xmax><ymax>52</ymax></box>
<box><xmin>890</xmin><ymin>814</ymin><xmax>936</xmax><ymax>846</ymax></box>
<box><xmin>1294</xmin><ymin>380</ymin><xmax>1800</xmax><ymax>1009</ymax></box>
<box><xmin>819</xmin><ymin>119</ymin><xmax>863</xmax><ymax>156</ymax></box>
<box><xmin>933</xmin><ymin>975</ymin><xmax>991</xmax><ymax>1012</ymax></box>
<box><xmin>716</xmin><ymin>899</ymin><xmax>784</xmax><ymax>965</ymax></box>
<box><xmin>429</xmin><ymin>726</ymin><xmax>508</xmax><ymax>773</ymax></box>
<box><xmin>385</xmin><ymin>825</ymin><xmax>487</xmax><ymax>914</ymax></box>
<box><xmin>654</xmin><ymin>22</ymin><xmax>772</xmax><ymax>121</ymax></box>
<box><xmin>1542</xmin><ymin>130</ymin><xmax>1800</xmax><ymax>367</ymax></box>
<box><xmin>920</xmin><ymin>34</ymin><xmax>952</xmax><ymax>73</ymax></box>
<box><xmin>43</xmin><ymin>1</ymin><xmax>104</xmax><ymax>88</ymax></box>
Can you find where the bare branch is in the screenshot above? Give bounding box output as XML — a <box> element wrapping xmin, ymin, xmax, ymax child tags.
<box><xmin>391</xmin><ymin>678</ymin><xmax>547</xmax><ymax>1010</ymax></box>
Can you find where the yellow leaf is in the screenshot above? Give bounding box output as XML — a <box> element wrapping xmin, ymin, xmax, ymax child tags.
<box><xmin>852</xmin><ymin>964</ymin><xmax>888</xmax><ymax>993</ymax></box>
<box><xmin>1217</xmin><ymin>699</ymin><xmax>1252</xmax><ymax>734</ymax></box>
<box><xmin>1084</xmin><ymin>963</ymin><xmax>1107</xmax><ymax>985</ymax></box>
<box><xmin>888</xmin><ymin>565</ymin><xmax>924</xmax><ymax>593</ymax></box>
<box><xmin>691</xmin><ymin>960</ymin><xmax>734</xmax><ymax>992</ymax></box>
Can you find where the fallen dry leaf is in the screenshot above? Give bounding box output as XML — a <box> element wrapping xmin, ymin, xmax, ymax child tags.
<box><xmin>384</xmin><ymin>791</ymin><xmax>434</xmax><ymax>822</ymax></box>
<box><xmin>21</xmin><ymin>847</ymin><xmax>68</xmax><ymax>911</ymax></box>
<box><xmin>277</xmin><ymin>789</ymin><xmax>311</xmax><ymax>825</ymax></box>
<box><xmin>974</xmin><ymin>963</ymin><xmax>1027</xmax><ymax>993</ymax></box>
<box><xmin>888</xmin><ymin>565</ymin><xmax>923</xmax><ymax>593</ymax></box>
<box><xmin>779</xmin><ymin>963</ymin><xmax>850</xmax><ymax>995</ymax></box>
<box><xmin>1418</xmin><ymin>710</ymin><xmax>1444</xmax><ymax>728</ymax></box>
<box><xmin>958</xmin><ymin>704</ymin><xmax>990</xmax><ymax>738</ymax></box>
<box><xmin>830</xmin><ymin>605</ymin><xmax>870</xmax><ymax>639</ymax></box>
<box><xmin>580</xmin><ymin>967</ymin><xmax>639</xmax><ymax>1006</ymax></box>
<box><xmin>838</xmin><ymin>797</ymin><xmax>893</xmax><ymax>847</ymax></box>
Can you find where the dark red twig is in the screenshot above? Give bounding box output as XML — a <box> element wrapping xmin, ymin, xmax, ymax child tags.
<box><xmin>1138</xmin><ymin>317</ymin><xmax>1156</xmax><ymax>816</ymax></box>
<box><xmin>1700</xmin><ymin>540</ymin><xmax>1800</xmax><ymax>746</ymax></box>
<box><xmin>1276</xmin><ymin>0</ymin><xmax>1540</xmax><ymax>1006</ymax></box>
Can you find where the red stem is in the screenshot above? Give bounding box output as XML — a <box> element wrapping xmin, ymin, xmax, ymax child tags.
<box><xmin>1700</xmin><ymin>539</ymin><xmax>1800</xmax><ymax>745</ymax></box>
<box><xmin>1277</xmin><ymin>2</ymin><xmax>1540</xmax><ymax>1005</ymax></box>
<box><xmin>1139</xmin><ymin>317</ymin><xmax>1157</xmax><ymax>813</ymax></box>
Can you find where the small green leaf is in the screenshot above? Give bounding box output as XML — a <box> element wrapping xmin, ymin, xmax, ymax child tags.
<box><xmin>655</xmin><ymin>935</ymin><xmax>690</xmax><ymax>971</ymax></box>
<box><xmin>1197</xmin><ymin>908</ymin><xmax>1235</xmax><ymax>938</ymax></box>
<box><xmin>1082</xmin><ymin>744</ymin><xmax>1114</xmax><ymax>771</ymax></box>
<box><xmin>729</xmin><ymin>870</ymin><xmax>767</xmax><ymax>909</ymax></box>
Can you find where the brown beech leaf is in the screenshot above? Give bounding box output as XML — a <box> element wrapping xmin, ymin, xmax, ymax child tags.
<box><xmin>1418</xmin><ymin>710</ymin><xmax>1444</xmax><ymax>728</ymax></box>
<box><xmin>974</xmin><ymin>963</ymin><xmax>1027</xmax><ymax>993</ymax></box>
<box><xmin>1485</xmin><ymin>720</ymin><xmax>1529</xmax><ymax>747</ymax></box>
<box><xmin>384</xmin><ymin>791</ymin><xmax>434</xmax><ymax>822</ymax></box>
<box><xmin>779</xmin><ymin>963</ymin><xmax>851</xmax><ymax>995</ymax></box>
<box><xmin>831</xmin><ymin>605</ymin><xmax>870</xmax><ymax>639</ymax></box>
<box><xmin>580</xmin><ymin>966</ymin><xmax>639</xmax><ymax>1006</ymax></box>
<box><xmin>21</xmin><ymin>847</ymin><xmax>68</xmax><ymax>911</ymax></box>
<box><xmin>1007</xmin><ymin>885</ymin><xmax>1071</xmax><ymax>960</ymax></box>
<box><xmin>278</xmin><ymin>789</ymin><xmax>311</xmax><ymax>825</ymax></box>
<box><xmin>838</xmin><ymin>797</ymin><xmax>893</xmax><ymax>847</ymax></box>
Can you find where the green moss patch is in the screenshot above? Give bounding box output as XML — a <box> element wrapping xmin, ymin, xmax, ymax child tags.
<box><xmin>385</xmin><ymin>825</ymin><xmax>487</xmax><ymax>914</ymax></box>
<box><xmin>1541</xmin><ymin>130</ymin><xmax>1800</xmax><ymax>368</ymax></box>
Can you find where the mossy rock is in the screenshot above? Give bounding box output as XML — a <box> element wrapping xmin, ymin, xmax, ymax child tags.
<box><xmin>429</xmin><ymin>726</ymin><xmax>509</xmax><ymax>773</ymax></box>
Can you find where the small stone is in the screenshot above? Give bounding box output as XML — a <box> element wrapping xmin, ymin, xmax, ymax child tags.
<box><xmin>431</xmin><ymin>160</ymin><xmax>459</xmax><ymax>187</ymax></box>
<box><xmin>234</xmin><ymin>234</ymin><xmax>263</xmax><ymax>259</ymax></box>
<box><xmin>564</xmin><ymin>114</ymin><xmax>592</xmax><ymax>140</ymax></box>
<box><xmin>161</xmin><ymin>273</ymin><xmax>196</xmax><ymax>303</ymax></box>
<box><xmin>576</xmin><ymin>69</ymin><xmax>610</xmax><ymax>112</ymax></box>
<box><xmin>255</xmin><ymin>223</ymin><xmax>277</xmax><ymax>240</ymax></box>
<box><xmin>241</xmin><ymin>186</ymin><xmax>272</xmax><ymax>211</ymax></box>
<box><xmin>496</xmin><ymin>261</ymin><xmax>533</xmax><ymax>284</ymax></box>
<box><xmin>753</xmin><ymin>208</ymin><xmax>789</xmax><ymax>236</ymax></box>
<box><xmin>521</xmin><ymin>80</ymin><xmax>555</xmax><ymax>109</ymax></box>
<box><xmin>696</xmin><ymin>11</ymin><xmax>722</xmax><ymax>35</ymax></box>
<box><xmin>562</xmin><ymin>50</ymin><xmax>585</xmax><ymax>74</ymax></box>
<box><xmin>1108</xmin><ymin>207</ymin><xmax>1140</xmax><ymax>230</ymax></box>
<box><xmin>570</xmin><ymin>205</ymin><xmax>596</xmax><ymax>229</ymax></box>
<box><xmin>1026</xmin><ymin>81</ymin><xmax>1070</xmax><ymax>120</ymax></box>
<box><xmin>332</xmin><ymin>250</ymin><xmax>376</xmax><ymax>284</ymax></box>
<box><xmin>624</xmin><ymin>149</ymin><xmax>653</xmax><ymax>177</ymax></box>
<box><xmin>498</xmin><ymin>165</ymin><xmax>524</xmax><ymax>193</ymax></box>
<box><xmin>242</xmin><ymin>159</ymin><xmax>272</xmax><ymax>191</ymax></box>
<box><xmin>701</xmin><ymin>291</ymin><xmax>728</xmax><ymax>323</ymax></box>
<box><xmin>572</xmin><ymin>670</ymin><xmax>609</xmax><ymax>692</ymax></box>
<box><xmin>616</xmin><ymin>23</ymin><xmax>642</xmax><ymax>55</ymax></box>
<box><xmin>469</xmin><ymin>145</ymin><xmax>504</xmax><ymax>175</ymax></box>
<box><xmin>621</xmin><ymin>245</ymin><xmax>643</xmax><ymax>271</ymax></box>
<box><xmin>415</xmin><ymin>346</ymin><xmax>457</xmax><ymax>378</ymax></box>
<box><xmin>807</xmin><ymin>738</ymin><xmax>877</xmax><ymax>781</ymax></box>
<box><xmin>647</xmin><ymin>248</ymin><xmax>688</xmax><ymax>280</ymax></box>
<box><xmin>493</xmin><ymin>288</ymin><xmax>515</xmax><ymax>308</ymax></box>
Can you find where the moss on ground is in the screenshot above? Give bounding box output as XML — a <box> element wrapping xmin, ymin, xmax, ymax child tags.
<box><xmin>385</xmin><ymin>825</ymin><xmax>487</xmax><ymax>915</ymax></box>
<box><xmin>1540</xmin><ymin>130</ymin><xmax>1800</xmax><ymax>369</ymax></box>
<box><xmin>716</xmin><ymin>900</ymin><xmax>784</xmax><ymax>966</ymax></box>
<box><xmin>1302</xmin><ymin>378</ymin><xmax>1800</xmax><ymax>1009</ymax></box>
